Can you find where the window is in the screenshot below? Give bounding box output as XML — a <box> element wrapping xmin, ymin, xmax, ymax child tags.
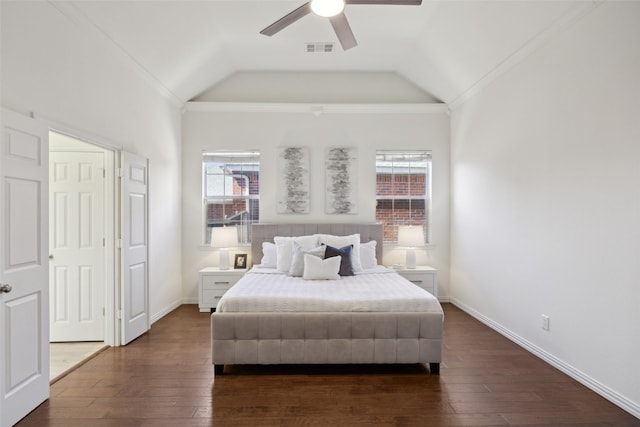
<box><xmin>203</xmin><ymin>151</ymin><xmax>260</xmax><ymax>244</ymax></box>
<box><xmin>376</xmin><ymin>150</ymin><xmax>432</xmax><ymax>243</ymax></box>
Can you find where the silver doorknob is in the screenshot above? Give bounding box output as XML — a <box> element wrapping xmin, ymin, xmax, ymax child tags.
<box><xmin>0</xmin><ymin>284</ymin><xmax>12</xmax><ymax>293</ymax></box>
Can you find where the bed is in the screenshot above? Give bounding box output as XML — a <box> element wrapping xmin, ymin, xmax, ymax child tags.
<box><xmin>211</xmin><ymin>223</ymin><xmax>443</xmax><ymax>375</ymax></box>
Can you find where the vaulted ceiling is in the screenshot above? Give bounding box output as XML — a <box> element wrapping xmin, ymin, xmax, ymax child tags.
<box><xmin>53</xmin><ymin>0</ymin><xmax>598</xmax><ymax>107</ymax></box>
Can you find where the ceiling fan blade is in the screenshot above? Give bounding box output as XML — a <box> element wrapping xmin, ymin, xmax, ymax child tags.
<box><xmin>329</xmin><ymin>12</ymin><xmax>358</xmax><ymax>50</ymax></box>
<box><xmin>260</xmin><ymin>2</ymin><xmax>312</xmax><ymax>37</ymax></box>
<box><xmin>345</xmin><ymin>0</ymin><xmax>422</xmax><ymax>5</ymax></box>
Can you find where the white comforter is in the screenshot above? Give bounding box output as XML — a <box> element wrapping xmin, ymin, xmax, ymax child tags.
<box><xmin>216</xmin><ymin>266</ymin><xmax>442</xmax><ymax>313</ymax></box>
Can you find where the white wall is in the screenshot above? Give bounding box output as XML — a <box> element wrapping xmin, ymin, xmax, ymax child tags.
<box><xmin>182</xmin><ymin>103</ymin><xmax>450</xmax><ymax>303</ymax></box>
<box><xmin>194</xmin><ymin>71</ymin><xmax>441</xmax><ymax>103</ymax></box>
<box><xmin>1</xmin><ymin>1</ymin><xmax>183</xmax><ymax>323</ymax></box>
<box><xmin>450</xmin><ymin>1</ymin><xmax>640</xmax><ymax>416</ymax></box>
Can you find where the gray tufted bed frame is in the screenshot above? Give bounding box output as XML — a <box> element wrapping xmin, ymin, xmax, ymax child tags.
<box><xmin>211</xmin><ymin>223</ymin><xmax>443</xmax><ymax>375</ymax></box>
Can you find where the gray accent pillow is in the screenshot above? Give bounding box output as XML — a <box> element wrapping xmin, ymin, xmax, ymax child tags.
<box><xmin>324</xmin><ymin>244</ymin><xmax>354</xmax><ymax>276</ymax></box>
<box><xmin>289</xmin><ymin>244</ymin><xmax>326</xmax><ymax>277</ymax></box>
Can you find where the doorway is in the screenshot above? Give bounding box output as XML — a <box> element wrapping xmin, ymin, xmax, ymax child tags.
<box><xmin>1</xmin><ymin>111</ymin><xmax>150</xmax><ymax>424</ymax></box>
<box><xmin>48</xmin><ymin>132</ymin><xmax>115</xmax><ymax>377</ymax></box>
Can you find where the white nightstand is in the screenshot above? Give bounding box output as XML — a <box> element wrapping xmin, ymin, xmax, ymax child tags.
<box><xmin>198</xmin><ymin>267</ymin><xmax>245</xmax><ymax>312</ymax></box>
<box><xmin>394</xmin><ymin>266</ymin><xmax>438</xmax><ymax>298</ymax></box>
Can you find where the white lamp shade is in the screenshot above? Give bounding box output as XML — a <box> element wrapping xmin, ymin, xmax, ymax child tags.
<box><xmin>311</xmin><ymin>0</ymin><xmax>344</xmax><ymax>17</ymax></box>
<box><xmin>210</xmin><ymin>226</ymin><xmax>238</xmax><ymax>248</ymax></box>
<box><xmin>397</xmin><ymin>225</ymin><xmax>425</xmax><ymax>248</ymax></box>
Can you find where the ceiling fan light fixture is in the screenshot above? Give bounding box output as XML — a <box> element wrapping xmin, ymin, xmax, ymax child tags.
<box><xmin>310</xmin><ymin>0</ymin><xmax>345</xmax><ymax>17</ymax></box>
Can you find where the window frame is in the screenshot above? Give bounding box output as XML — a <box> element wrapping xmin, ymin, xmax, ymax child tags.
<box><xmin>375</xmin><ymin>150</ymin><xmax>432</xmax><ymax>244</ymax></box>
<box><xmin>202</xmin><ymin>151</ymin><xmax>260</xmax><ymax>245</ymax></box>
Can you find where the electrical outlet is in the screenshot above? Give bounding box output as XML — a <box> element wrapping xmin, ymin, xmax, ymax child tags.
<box><xmin>541</xmin><ymin>315</ymin><xmax>550</xmax><ymax>331</ymax></box>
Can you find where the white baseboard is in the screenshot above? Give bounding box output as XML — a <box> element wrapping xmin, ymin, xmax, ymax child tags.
<box><xmin>450</xmin><ymin>298</ymin><xmax>640</xmax><ymax>420</ymax></box>
<box><xmin>150</xmin><ymin>298</ymin><xmax>182</xmax><ymax>325</ymax></box>
<box><xmin>182</xmin><ymin>297</ymin><xmax>198</xmax><ymax>305</ymax></box>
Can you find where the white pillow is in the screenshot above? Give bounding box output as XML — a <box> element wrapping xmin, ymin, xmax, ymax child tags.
<box><xmin>302</xmin><ymin>253</ymin><xmax>341</xmax><ymax>280</ymax></box>
<box><xmin>360</xmin><ymin>240</ymin><xmax>378</xmax><ymax>270</ymax></box>
<box><xmin>289</xmin><ymin>244</ymin><xmax>326</xmax><ymax>277</ymax></box>
<box><xmin>274</xmin><ymin>235</ymin><xmax>319</xmax><ymax>273</ymax></box>
<box><xmin>260</xmin><ymin>242</ymin><xmax>277</xmax><ymax>268</ymax></box>
<box><xmin>317</xmin><ymin>234</ymin><xmax>363</xmax><ymax>272</ymax></box>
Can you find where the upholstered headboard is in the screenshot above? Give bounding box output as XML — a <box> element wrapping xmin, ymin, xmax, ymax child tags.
<box><xmin>251</xmin><ymin>223</ymin><xmax>383</xmax><ymax>267</ymax></box>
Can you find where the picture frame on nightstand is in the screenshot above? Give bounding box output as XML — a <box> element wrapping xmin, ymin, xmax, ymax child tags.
<box><xmin>234</xmin><ymin>253</ymin><xmax>247</xmax><ymax>269</ymax></box>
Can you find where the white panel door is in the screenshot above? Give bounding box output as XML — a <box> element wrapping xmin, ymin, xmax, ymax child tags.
<box><xmin>0</xmin><ymin>110</ymin><xmax>49</xmax><ymax>427</ymax></box>
<box><xmin>121</xmin><ymin>152</ymin><xmax>149</xmax><ymax>345</ymax></box>
<box><xmin>50</xmin><ymin>151</ymin><xmax>105</xmax><ymax>342</ymax></box>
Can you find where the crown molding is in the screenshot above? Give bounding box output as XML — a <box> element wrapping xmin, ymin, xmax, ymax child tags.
<box><xmin>449</xmin><ymin>0</ymin><xmax>603</xmax><ymax>110</ymax></box>
<box><xmin>48</xmin><ymin>1</ymin><xmax>185</xmax><ymax>109</ymax></box>
<box><xmin>183</xmin><ymin>102</ymin><xmax>449</xmax><ymax>115</ymax></box>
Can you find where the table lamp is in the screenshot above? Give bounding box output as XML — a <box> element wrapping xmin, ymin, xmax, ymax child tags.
<box><xmin>210</xmin><ymin>226</ymin><xmax>238</xmax><ymax>270</ymax></box>
<box><xmin>397</xmin><ymin>225</ymin><xmax>425</xmax><ymax>269</ymax></box>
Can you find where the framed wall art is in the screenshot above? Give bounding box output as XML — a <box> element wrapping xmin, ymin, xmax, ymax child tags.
<box><xmin>277</xmin><ymin>146</ymin><xmax>310</xmax><ymax>214</ymax></box>
<box><xmin>325</xmin><ymin>147</ymin><xmax>357</xmax><ymax>214</ymax></box>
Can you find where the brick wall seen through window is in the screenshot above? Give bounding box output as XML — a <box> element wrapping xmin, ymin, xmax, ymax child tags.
<box><xmin>203</xmin><ymin>152</ymin><xmax>260</xmax><ymax>244</ymax></box>
<box><xmin>376</xmin><ymin>151</ymin><xmax>431</xmax><ymax>243</ymax></box>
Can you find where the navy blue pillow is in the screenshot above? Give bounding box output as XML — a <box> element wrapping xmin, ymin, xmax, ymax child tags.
<box><xmin>324</xmin><ymin>245</ymin><xmax>354</xmax><ymax>276</ymax></box>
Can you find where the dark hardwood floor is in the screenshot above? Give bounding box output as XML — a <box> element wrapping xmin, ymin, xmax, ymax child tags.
<box><xmin>17</xmin><ymin>304</ymin><xmax>639</xmax><ymax>426</ymax></box>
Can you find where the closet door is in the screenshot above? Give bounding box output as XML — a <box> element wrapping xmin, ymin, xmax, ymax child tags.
<box><xmin>0</xmin><ymin>109</ymin><xmax>49</xmax><ymax>427</ymax></box>
<box><xmin>49</xmin><ymin>150</ymin><xmax>105</xmax><ymax>342</ymax></box>
<box><xmin>120</xmin><ymin>152</ymin><xmax>149</xmax><ymax>345</ymax></box>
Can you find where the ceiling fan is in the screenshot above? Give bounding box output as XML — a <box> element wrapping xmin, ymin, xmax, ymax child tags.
<box><xmin>260</xmin><ymin>0</ymin><xmax>423</xmax><ymax>51</ymax></box>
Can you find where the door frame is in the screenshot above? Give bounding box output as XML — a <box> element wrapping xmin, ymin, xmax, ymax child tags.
<box><xmin>38</xmin><ymin>117</ymin><xmax>121</xmax><ymax>346</ymax></box>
